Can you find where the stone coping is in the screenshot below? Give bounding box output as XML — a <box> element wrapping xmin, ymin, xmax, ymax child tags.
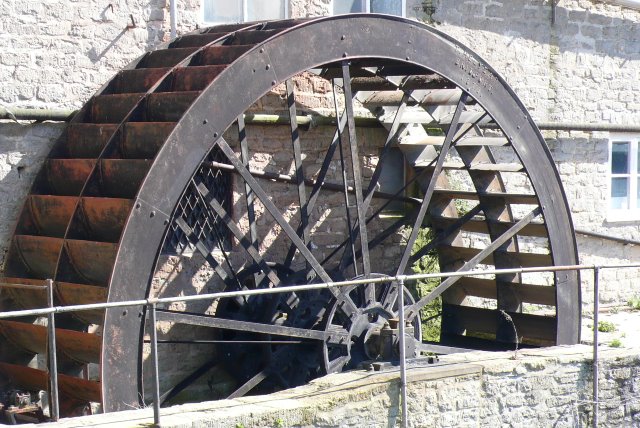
<box><xmin>20</xmin><ymin>343</ymin><xmax>639</xmax><ymax>427</ymax></box>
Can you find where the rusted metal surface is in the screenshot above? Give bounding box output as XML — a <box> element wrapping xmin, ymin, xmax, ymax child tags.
<box><xmin>61</xmin><ymin>124</ymin><xmax>118</xmax><ymax>158</ymax></box>
<box><xmin>97</xmin><ymin>159</ymin><xmax>151</xmax><ymax>199</ymax></box>
<box><xmin>120</xmin><ymin>122</ymin><xmax>176</xmax><ymax>159</ymax></box>
<box><xmin>21</xmin><ymin>196</ymin><xmax>76</xmax><ymax>238</ymax></box>
<box><xmin>42</xmin><ymin>159</ymin><xmax>95</xmax><ymax>196</ymax></box>
<box><xmin>77</xmin><ymin>198</ymin><xmax>133</xmax><ymax>242</ymax></box>
<box><xmin>90</xmin><ymin>93</ymin><xmax>145</xmax><ymax>124</ymax></box>
<box><xmin>0</xmin><ymin>321</ymin><xmax>100</xmax><ymax>364</ymax></box>
<box><xmin>64</xmin><ymin>240</ymin><xmax>118</xmax><ymax>286</ymax></box>
<box><xmin>10</xmin><ymin>236</ymin><xmax>63</xmax><ymax>279</ymax></box>
<box><xmin>110</xmin><ymin>68</ymin><xmax>171</xmax><ymax>94</ymax></box>
<box><xmin>55</xmin><ymin>282</ymin><xmax>107</xmax><ymax>324</ymax></box>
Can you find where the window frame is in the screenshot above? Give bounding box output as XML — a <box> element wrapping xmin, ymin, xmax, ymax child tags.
<box><xmin>607</xmin><ymin>134</ymin><xmax>640</xmax><ymax>222</ymax></box>
<box><xmin>201</xmin><ymin>0</ymin><xmax>289</xmax><ymax>25</ymax></box>
<box><xmin>331</xmin><ymin>0</ymin><xmax>407</xmax><ymax>17</ymax></box>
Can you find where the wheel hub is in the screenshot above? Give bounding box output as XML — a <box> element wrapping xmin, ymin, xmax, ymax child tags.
<box><xmin>323</xmin><ymin>275</ymin><xmax>421</xmax><ymax>373</ymax></box>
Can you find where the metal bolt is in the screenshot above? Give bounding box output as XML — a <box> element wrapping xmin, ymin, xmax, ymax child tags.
<box><xmin>271</xmin><ymin>80</ymin><xmax>277</xmax><ymax>85</ymax></box>
<box><xmin>341</xmin><ymin>35</ymin><xmax>346</xmax><ymax>40</ymax></box>
<box><xmin>202</xmin><ymin>119</ymin><xmax>208</xmax><ymax>125</ymax></box>
<box><xmin>135</xmin><ymin>202</ymin><xmax>141</xmax><ymax>209</ymax></box>
<box><xmin>265</xmin><ymin>64</ymin><xmax>271</xmax><ymax>70</ymax></box>
<box><xmin>343</xmin><ymin>52</ymin><xmax>348</xmax><ymax>57</ymax></box>
<box><xmin>213</xmin><ymin>132</ymin><xmax>219</xmax><ymax>138</ymax></box>
<box><xmin>259</xmin><ymin>48</ymin><xmax>264</xmax><ymax>53</ymax></box>
<box><xmin>149</xmin><ymin>211</ymin><xmax>155</xmax><ymax>218</ymax></box>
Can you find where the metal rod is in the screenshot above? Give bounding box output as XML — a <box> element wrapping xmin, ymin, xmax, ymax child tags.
<box><xmin>341</xmin><ymin>63</ymin><xmax>371</xmax><ymax>277</ymax></box>
<box><xmin>3</xmin><ymin>263</ymin><xmax>640</xmax><ymax>319</ymax></box>
<box><xmin>0</xmin><ymin>107</ymin><xmax>76</xmax><ymax>121</ymax></box>
<box><xmin>238</xmin><ymin>114</ymin><xmax>259</xmax><ymax>262</ymax></box>
<box><xmin>593</xmin><ymin>267</ymin><xmax>600</xmax><ymax>428</ymax></box>
<box><xmin>333</xmin><ymin>80</ymin><xmax>359</xmax><ymax>276</ymax></box>
<box><xmin>576</xmin><ymin>228</ymin><xmax>640</xmax><ymax>246</ymax></box>
<box><xmin>286</xmin><ymin>79</ymin><xmax>311</xmax><ymax>252</ymax></box>
<box><xmin>149</xmin><ymin>303</ymin><xmax>161</xmax><ymax>426</ymax></box>
<box><xmin>46</xmin><ymin>279</ymin><xmax>60</xmax><ymax>422</ymax></box>
<box><xmin>397</xmin><ymin>277</ymin><xmax>408</xmax><ymax>428</ymax></box>
<box><xmin>5</xmin><ymin>105</ymin><xmax>640</xmax><ymax>133</ymax></box>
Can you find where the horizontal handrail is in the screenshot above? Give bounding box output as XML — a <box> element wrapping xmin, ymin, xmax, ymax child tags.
<box><xmin>1</xmin><ymin>262</ymin><xmax>639</xmax><ymax>319</ymax></box>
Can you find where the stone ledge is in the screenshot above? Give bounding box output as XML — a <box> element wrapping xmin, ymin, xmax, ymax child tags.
<box><xmin>22</xmin><ymin>343</ymin><xmax>640</xmax><ymax>427</ymax></box>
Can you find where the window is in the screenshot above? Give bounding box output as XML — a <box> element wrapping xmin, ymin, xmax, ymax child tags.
<box><xmin>332</xmin><ymin>0</ymin><xmax>406</xmax><ymax>16</ymax></box>
<box><xmin>608</xmin><ymin>135</ymin><xmax>640</xmax><ymax>220</ymax></box>
<box><xmin>203</xmin><ymin>0</ymin><xmax>288</xmax><ymax>24</ymax></box>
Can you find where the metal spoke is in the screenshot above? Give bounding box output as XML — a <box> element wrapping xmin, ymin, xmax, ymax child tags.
<box><xmin>216</xmin><ymin>137</ymin><xmax>333</xmax><ymax>285</ymax></box>
<box><xmin>405</xmin><ymin>206</ymin><xmax>542</xmax><ymax>318</ymax></box>
<box><xmin>283</xmin><ymin>91</ymin><xmax>355</xmax><ymax>267</ymax></box>
<box><xmin>227</xmin><ymin>368</ymin><xmax>269</xmax><ymax>399</ymax></box>
<box><xmin>237</xmin><ymin>114</ymin><xmax>260</xmax><ymax>288</ymax></box>
<box><xmin>394</xmin><ymin>92</ymin><xmax>469</xmax><ymax>277</ymax></box>
<box><xmin>452</xmin><ymin>112</ymin><xmax>489</xmax><ymax>143</ymax></box>
<box><xmin>380</xmin><ymin>204</ymin><xmax>483</xmax><ymax>311</ymax></box>
<box><xmin>226</xmin><ymin>347</ymin><xmax>293</xmax><ymax>399</ymax></box>
<box><xmin>337</xmin><ymin>90</ymin><xmax>408</xmax><ymax>289</ymax></box>
<box><xmin>322</xmin><ymin>160</ymin><xmax>433</xmax><ymax>267</ymax></box>
<box><xmin>194</xmin><ymin>182</ymin><xmax>282</xmax><ymax>288</ymax></box>
<box><xmin>408</xmin><ymin>204</ymin><xmax>483</xmax><ymax>266</ymax></box>
<box><xmin>341</xmin><ymin>63</ymin><xmax>371</xmax><ymax>284</ymax></box>
<box><xmin>286</xmin><ymin>80</ymin><xmax>311</xmax><ymax>251</ymax></box>
<box><xmin>333</xmin><ymin>79</ymin><xmax>358</xmax><ymax>277</ymax></box>
<box><xmin>238</xmin><ymin>114</ymin><xmax>258</xmax><ymax>251</ymax></box>
<box><xmin>160</xmin><ymin>358</ymin><xmax>220</xmax><ymax>405</ymax></box>
<box><xmin>157</xmin><ymin>309</ymin><xmax>348</xmax><ymax>343</ymax></box>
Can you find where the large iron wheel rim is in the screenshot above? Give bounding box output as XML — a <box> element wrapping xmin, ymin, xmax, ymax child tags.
<box><xmin>0</xmin><ymin>14</ymin><xmax>580</xmax><ymax>415</ymax></box>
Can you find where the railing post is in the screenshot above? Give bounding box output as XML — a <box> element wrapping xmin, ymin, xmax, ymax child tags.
<box><xmin>397</xmin><ymin>277</ymin><xmax>408</xmax><ymax>428</ymax></box>
<box><xmin>593</xmin><ymin>267</ymin><xmax>600</xmax><ymax>428</ymax></box>
<box><xmin>46</xmin><ymin>279</ymin><xmax>60</xmax><ymax>421</ymax></box>
<box><xmin>149</xmin><ymin>302</ymin><xmax>161</xmax><ymax>426</ymax></box>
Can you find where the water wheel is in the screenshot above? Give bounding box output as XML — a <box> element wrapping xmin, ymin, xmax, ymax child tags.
<box><xmin>0</xmin><ymin>15</ymin><xmax>580</xmax><ymax>414</ymax></box>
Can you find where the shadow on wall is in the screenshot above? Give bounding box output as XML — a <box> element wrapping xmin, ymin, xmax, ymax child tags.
<box><xmin>0</xmin><ymin>123</ymin><xmax>64</xmax><ymax>270</ymax></box>
<box><xmin>433</xmin><ymin>0</ymin><xmax>640</xmax><ymax>60</ymax></box>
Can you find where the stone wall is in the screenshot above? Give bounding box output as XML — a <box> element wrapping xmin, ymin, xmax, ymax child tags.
<box><xmin>38</xmin><ymin>345</ymin><xmax>640</xmax><ymax>427</ymax></box>
<box><xmin>0</xmin><ymin>123</ymin><xmax>63</xmax><ymax>266</ymax></box>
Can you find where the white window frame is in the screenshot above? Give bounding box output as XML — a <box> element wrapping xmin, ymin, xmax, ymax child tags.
<box><xmin>201</xmin><ymin>0</ymin><xmax>289</xmax><ymax>25</ymax></box>
<box><xmin>331</xmin><ymin>0</ymin><xmax>407</xmax><ymax>17</ymax></box>
<box><xmin>607</xmin><ymin>134</ymin><xmax>640</xmax><ymax>222</ymax></box>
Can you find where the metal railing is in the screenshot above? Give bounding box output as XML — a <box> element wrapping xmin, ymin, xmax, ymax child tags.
<box><xmin>1</xmin><ymin>262</ymin><xmax>639</xmax><ymax>427</ymax></box>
